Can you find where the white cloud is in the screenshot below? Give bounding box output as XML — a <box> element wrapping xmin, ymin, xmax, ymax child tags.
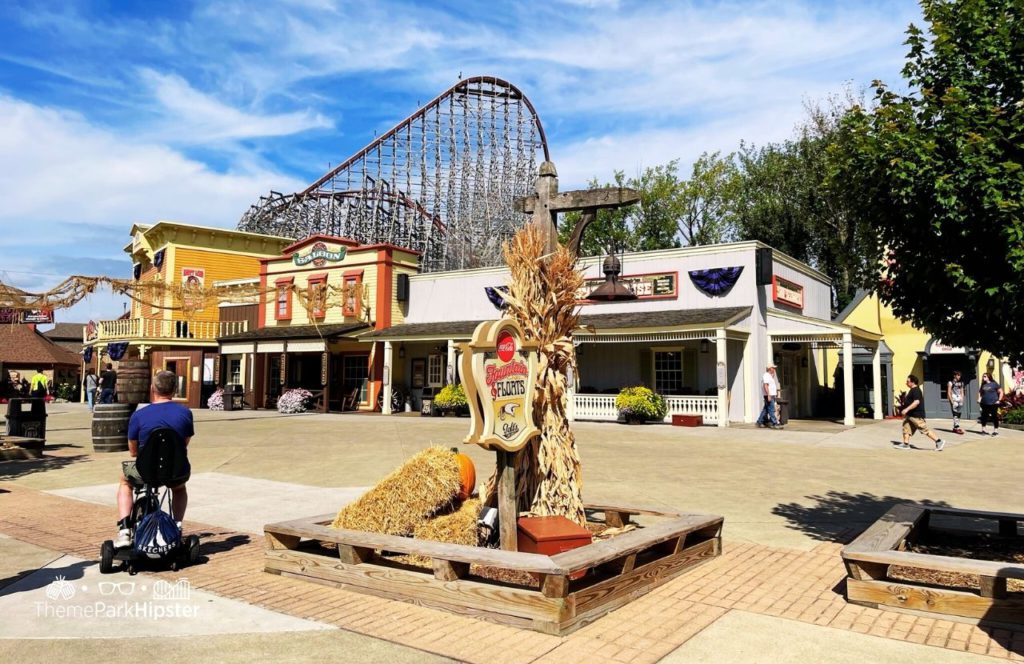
<box><xmin>0</xmin><ymin>95</ymin><xmax>305</xmax><ymax>319</ymax></box>
<box><xmin>139</xmin><ymin>69</ymin><xmax>333</xmax><ymax>143</ymax></box>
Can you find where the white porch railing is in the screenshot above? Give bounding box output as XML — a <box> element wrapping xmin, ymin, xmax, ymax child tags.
<box><xmin>573</xmin><ymin>393</ymin><xmax>719</xmax><ymax>425</ymax></box>
<box><xmin>89</xmin><ymin>318</ymin><xmax>248</xmax><ymax>343</ymax></box>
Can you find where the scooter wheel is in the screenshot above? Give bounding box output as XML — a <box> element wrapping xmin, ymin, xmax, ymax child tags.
<box><xmin>99</xmin><ymin>540</ymin><xmax>114</xmax><ymax>574</ymax></box>
<box><xmin>187</xmin><ymin>535</ymin><xmax>201</xmax><ymax>565</ymax></box>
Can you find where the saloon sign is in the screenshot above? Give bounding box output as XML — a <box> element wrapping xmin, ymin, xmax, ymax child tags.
<box><xmin>294</xmin><ymin>242</ymin><xmax>347</xmax><ymax>267</ymax></box>
<box><xmin>461</xmin><ymin>319</ymin><xmax>540</xmax><ymax>452</ymax></box>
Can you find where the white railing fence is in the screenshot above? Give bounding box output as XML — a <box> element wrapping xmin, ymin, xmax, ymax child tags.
<box><xmin>572</xmin><ymin>393</ymin><xmax>719</xmax><ymax>425</ymax></box>
<box><xmin>90</xmin><ymin>318</ymin><xmax>247</xmax><ymax>342</ymax></box>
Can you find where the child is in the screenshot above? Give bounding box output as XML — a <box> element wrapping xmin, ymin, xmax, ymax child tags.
<box><xmin>947</xmin><ymin>370</ymin><xmax>964</xmax><ymax>434</ymax></box>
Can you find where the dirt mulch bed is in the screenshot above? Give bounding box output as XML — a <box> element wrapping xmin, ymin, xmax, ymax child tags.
<box><xmin>888</xmin><ymin>532</ymin><xmax>1024</xmax><ymax>593</ymax></box>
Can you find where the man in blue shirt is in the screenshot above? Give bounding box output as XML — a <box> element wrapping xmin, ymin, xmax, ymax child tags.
<box><xmin>114</xmin><ymin>370</ymin><xmax>194</xmax><ymax>548</ymax></box>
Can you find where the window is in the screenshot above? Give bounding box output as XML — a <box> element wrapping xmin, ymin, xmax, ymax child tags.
<box><xmin>307</xmin><ymin>275</ymin><xmax>327</xmax><ymax>318</ymax></box>
<box><xmin>342</xmin><ymin>270</ymin><xmax>363</xmax><ymax>317</ymax></box>
<box><xmin>229</xmin><ymin>359</ymin><xmax>241</xmax><ymax>385</ymax></box>
<box><xmin>653</xmin><ymin>350</ymin><xmax>683</xmax><ymax>394</ymax></box>
<box><xmin>164</xmin><ymin>359</ymin><xmax>189</xmax><ymax>400</ymax></box>
<box><xmin>342</xmin><ymin>355</ymin><xmax>369</xmax><ymax>404</ymax></box>
<box><xmin>428</xmin><ymin>354</ymin><xmax>444</xmax><ymax>387</ymax></box>
<box><xmin>275</xmin><ymin>278</ymin><xmax>293</xmax><ymax>320</ymax></box>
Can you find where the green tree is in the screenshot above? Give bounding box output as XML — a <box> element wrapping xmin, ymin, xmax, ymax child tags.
<box><xmin>558</xmin><ymin>156</ymin><xmax>735</xmax><ymax>256</ymax></box>
<box><xmin>843</xmin><ymin>0</ymin><xmax>1024</xmax><ymax>360</ymax></box>
<box><xmin>732</xmin><ymin>93</ymin><xmax>876</xmax><ymax>311</ymax></box>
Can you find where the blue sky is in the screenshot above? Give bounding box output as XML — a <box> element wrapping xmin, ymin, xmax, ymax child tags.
<box><xmin>0</xmin><ymin>0</ymin><xmax>921</xmax><ymax>323</ymax></box>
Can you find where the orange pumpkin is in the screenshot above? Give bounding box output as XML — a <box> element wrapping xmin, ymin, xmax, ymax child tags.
<box><xmin>451</xmin><ymin>447</ymin><xmax>476</xmax><ymax>500</ymax></box>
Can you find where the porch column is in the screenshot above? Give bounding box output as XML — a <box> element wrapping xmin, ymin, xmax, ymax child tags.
<box><xmin>716</xmin><ymin>328</ymin><xmax>728</xmax><ymax>427</ymax></box>
<box><xmin>743</xmin><ymin>334</ymin><xmax>755</xmax><ymax>423</ymax></box>
<box><xmin>871</xmin><ymin>343</ymin><xmax>883</xmax><ymax>420</ymax></box>
<box><xmin>447</xmin><ymin>339</ymin><xmax>457</xmax><ymax>385</ymax></box>
<box><xmin>382</xmin><ymin>341</ymin><xmax>394</xmax><ymax>415</ymax></box>
<box><xmin>842</xmin><ymin>332</ymin><xmax>854</xmax><ymax>426</ymax></box>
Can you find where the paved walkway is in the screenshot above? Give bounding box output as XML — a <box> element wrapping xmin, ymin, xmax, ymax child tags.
<box><xmin>2</xmin><ymin>403</ymin><xmax>1023</xmax><ymax>662</ymax></box>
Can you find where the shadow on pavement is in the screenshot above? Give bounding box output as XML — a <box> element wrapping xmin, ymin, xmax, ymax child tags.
<box><xmin>0</xmin><ymin>559</ymin><xmax>92</xmax><ymax>596</ymax></box>
<box><xmin>0</xmin><ymin>454</ymin><xmax>90</xmax><ymax>482</ymax></box>
<box><xmin>192</xmin><ymin>532</ymin><xmax>252</xmax><ymax>564</ymax></box>
<box><xmin>771</xmin><ymin>490</ymin><xmax>951</xmax><ymax>544</ymax></box>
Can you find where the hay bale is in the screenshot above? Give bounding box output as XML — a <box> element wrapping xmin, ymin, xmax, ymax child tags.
<box><xmin>414</xmin><ymin>498</ymin><xmax>481</xmax><ymax>546</ymax></box>
<box><xmin>331</xmin><ymin>446</ymin><xmax>462</xmax><ymax>536</ymax></box>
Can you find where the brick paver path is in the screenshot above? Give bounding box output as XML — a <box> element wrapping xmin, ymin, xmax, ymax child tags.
<box><xmin>2</xmin><ymin>483</ymin><xmax>1022</xmax><ymax>662</ymax></box>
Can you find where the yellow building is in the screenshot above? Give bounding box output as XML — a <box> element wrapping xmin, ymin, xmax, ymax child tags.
<box><xmin>835</xmin><ymin>290</ymin><xmax>1010</xmax><ymax>420</ymax></box>
<box><xmin>84</xmin><ymin>221</ymin><xmax>292</xmax><ymax>408</ymax></box>
<box><xmin>217</xmin><ymin>234</ymin><xmax>419</xmax><ymax>411</ymax></box>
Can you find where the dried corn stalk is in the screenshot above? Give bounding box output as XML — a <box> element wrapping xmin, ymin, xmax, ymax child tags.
<box><xmin>486</xmin><ymin>225</ymin><xmax>586</xmax><ymax>525</ymax></box>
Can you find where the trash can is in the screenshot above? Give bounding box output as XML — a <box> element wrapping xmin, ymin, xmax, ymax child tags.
<box><xmin>224</xmin><ymin>384</ymin><xmax>244</xmax><ymax>411</ymax></box>
<box><xmin>6</xmin><ymin>398</ymin><xmax>47</xmax><ymax>439</ymax></box>
<box><xmin>777</xmin><ymin>399</ymin><xmax>789</xmax><ymax>425</ymax></box>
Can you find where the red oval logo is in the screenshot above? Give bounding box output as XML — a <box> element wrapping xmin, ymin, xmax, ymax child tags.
<box><xmin>496</xmin><ymin>330</ymin><xmax>516</xmax><ymax>363</ymax></box>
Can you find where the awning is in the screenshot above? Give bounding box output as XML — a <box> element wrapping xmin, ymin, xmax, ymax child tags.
<box><xmin>218</xmin><ymin>323</ymin><xmax>369</xmax><ymax>354</ymax></box>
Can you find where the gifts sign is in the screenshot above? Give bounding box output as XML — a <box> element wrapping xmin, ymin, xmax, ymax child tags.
<box><xmin>462</xmin><ymin>320</ymin><xmax>540</xmax><ymax>453</ymax></box>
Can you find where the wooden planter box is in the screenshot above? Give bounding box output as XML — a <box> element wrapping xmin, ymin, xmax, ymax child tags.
<box><xmin>265</xmin><ymin>503</ymin><xmax>723</xmax><ymax>635</ymax></box>
<box><xmin>671</xmin><ymin>414</ymin><xmax>704</xmax><ymax>427</ymax></box>
<box><xmin>842</xmin><ymin>503</ymin><xmax>1024</xmax><ymax>626</ymax></box>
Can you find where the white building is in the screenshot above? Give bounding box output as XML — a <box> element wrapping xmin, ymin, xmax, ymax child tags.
<box><xmin>366</xmin><ymin>241</ymin><xmax>882</xmax><ymax>426</ymax></box>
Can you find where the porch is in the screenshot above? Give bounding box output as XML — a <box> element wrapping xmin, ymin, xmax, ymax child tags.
<box><xmin>572</xmin><ymin>393</ymin><xmax>719</xmax><ymax>424</ymax></box>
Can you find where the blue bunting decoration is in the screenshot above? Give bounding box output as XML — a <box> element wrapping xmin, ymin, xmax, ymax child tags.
<box><xmin>153</xmin><ymin>249</ymin><xmax>165</xmax><ymax>269</ymax></box>
<box><xmin>106</xmin><ymin>342</ymin><xmax>129</xmax><ymax>361</ymax></box>
<box><xmin>133</xmin><ymin>264</ymin><xmax>142</xmax><ymax>280</ymax></box>
<box><xmin>484</xmin><ymin>286</ymin><xmax>509</xmax><ymax>311</ymax></box>
<box><xmin>83</xmin><ymin>347</ymin><xmax>93</xmax><ymax>363</ymax></box>
<box><xmin>689</xmin><ymin>266</ymin><xmax>744</xmax><ymax>297</ymax></box>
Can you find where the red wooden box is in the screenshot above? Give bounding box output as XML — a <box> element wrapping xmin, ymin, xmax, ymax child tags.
<box><xmin>672</xmin><ymin>414</ymin><xmax>703</xmax><ymax>427</ymax></box>
<box><xmin>517</xmin><ymin>516</ymin><xmax>592</xmax><ymax>580</ymax></box>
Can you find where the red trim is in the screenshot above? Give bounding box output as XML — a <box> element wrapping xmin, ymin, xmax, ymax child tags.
<box><xmin>258</xmin><ymin>269</ymin><xmax>267</xmax><ymax>329</ymax></box>
<box><xmin>274</xmin><ymin>277</ymin><xmax>294</xmax><ymax>320</ymax></box>
<box><xmin>771</xmin><ymin>275</ymin><xmax>804</xmax><ymax>310</ymax></box>
<box><xmin>307</xmin><ymin>272</ymin><xmax>328</xmax><ymax>282</ymax></box>
<box><xmin>375</xmin><ymin>249</ymin><xmax>393</xmax><ymax>331</ymax></box>
<box><xmin>342</xmin><ymin>269</ymin><xmax>365</xmax><ymax>278</ymax></box>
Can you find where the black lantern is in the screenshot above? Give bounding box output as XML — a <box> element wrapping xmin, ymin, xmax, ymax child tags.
<box><xmin>587</xmin><ymin>251</ymin><xmax>637</xmax><ymax>302</ymax></box>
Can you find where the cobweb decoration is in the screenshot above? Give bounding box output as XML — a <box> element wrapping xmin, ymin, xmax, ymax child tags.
<box><xmin>688</xmin><ymin>266</ymin><xmax>744</xmax><ymax>296</ymax></box>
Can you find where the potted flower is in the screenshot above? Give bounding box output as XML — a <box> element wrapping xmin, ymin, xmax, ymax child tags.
<box><xmin>277</xmin><ymin>388</ymin><xmax>314</xmax><ymax>414</ymax></box>
<box><xmin>433</xmin><ymin>383</ymin><xmax>468</xmax><ymax>416</ymax></box>
<box><xmin>207</xmin><ymin>388</ymin><xmax>225</xmax><ymax>411</ymax></box>
<box><xmin>615</xmin><ymin>386</ymin><xmax>668</xmax><ymax>424</ymax></box>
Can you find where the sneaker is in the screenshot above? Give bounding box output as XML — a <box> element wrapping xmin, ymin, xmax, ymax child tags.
<box><xmin>935</xmin><ymin>439</ymin><xmax>945</xmax><ymax>452</ymax></box>
<box><xmin>893</xmin><ymin>442</ymin><xmax>911</xmax><ymax>450</ymax></box>
<box><xmin>771</xmin><ymin>425</ymin><xmax>784</xmax><ymax>430</ymax></box>
<box><xmin>991</xmin><ymin>431</ymin><xmax>999</xmax><ymax>437</ymax></box>
<box><xmin>114</xmin><ymin>528</ymin><xmax>131</xmax><ymax>549</ymax></box>
<box><xmin>953</xmin><ymin>427</ymin><xmax>964</xmax><ymax>435</ymax></box>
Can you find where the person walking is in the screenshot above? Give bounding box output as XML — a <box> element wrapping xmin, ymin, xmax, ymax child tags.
<box><xmin>895</xmin><ymin>375</ymin><xmax>945</xmax><ymax>451</ymax></box>
<box><xmin>756</xmin><ymin>363</ymin><xmax>783</xmax><ymax>429</ymax></box>
<box><xmin>30</xmin><ymin>368</ymin><xmax>49</xmax><ymax>399</ymax></box>
<box><xmin>84</xmin><ymin>368</ymin><xmax>99</xmax><ymax>412</ymax></box>
<box><xmin>947</xmin><ymin>370</ymin><xmax>965</xmax><ymax>435</ymax></box>
<box><xmin>99</xmin><ymin>363</ymin><xmax>117</xmax><ymax>404</ymax></box>
<box><xmin>978</xmin><ymin>372</ymin><xmax>1004</xmax><ymax>436</ymax></box>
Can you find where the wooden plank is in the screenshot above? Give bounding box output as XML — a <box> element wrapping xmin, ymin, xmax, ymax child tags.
<box><xmin>264</xmin><ymin>531</ymin><xmax>300</xmax><ymax>551</ymax></box>
<box><xmin>843</xmin><ymin>503</ymin><xmax>925</xmax><ymax>555</ymax></box>
<box><xmin>515</xmin><ymin>188</ymin><xmax>641</xmax><ymax>214</ymax></box>
<box><xmin>845</xmin><ymin>561</ymin><xmax>887</xmax><ymax>581</ymax></box>
<box><xmin>338</xmin><ymin>544</ymin><xmax>373</xmax><ymax>565</ymax></box>
<box><xmin>570</xmin><ymin>538</ymin><xmax>719</xmax><ymax>619</ymax></box>
<box><xmin>843</xmin><ymin>549</ymin><xmax>1024</xmax><ymax>580</ymax></box>
<box><xmin>264</xmin><ymin>518</ymin><xmax>563</xmax><ymax>574</ymax></box>
<box><xmin>846</xmin><ymin>578</ymin><xmax>1024</xmax><ymax>624</ymax></box>
<box><xmin>432</xmin><ymin>559</ymin><xmax>469</xmax><ymax>582</ymax></box>
<box><xmin>552</xmin><ymin>515</ymin><xmax>722</xmax><ymax>571</ymax></box>
<box><xmin>497</xmin><ymin>450</ymin><xmax>517</xmax><ymax>552</ymax></box>
<box><xmin>584</xmin><ymin>502</ymin><xmax>684</xmax><ymax>518</ymax></box>
<box><xmin>979</xmin><ymin>576</ymin><xmax>1008</xmax><ymax>600</ymax></box>
<box><xmin>605</xmin><ymin>510</ymin><xmax>630</xmax><ymax>529</ymax></box>
<box><xmin>926</xmin><ymin>506</ymin><xmax>1024</xmax><ymax>522</ymax></box>
<box><xmin>620</xmin><ymin>553</ymin><xmax>638</xmax><ymax>574</ymax></box>
<box><xmin>264</xmin><ymin>548</ymin><xmax>563</xmax><ymax>623</ymax></box>
<box><xmin>541</xmin><ymin>574</ymin><xmax>568</xmax><ymax>599</ymax></box>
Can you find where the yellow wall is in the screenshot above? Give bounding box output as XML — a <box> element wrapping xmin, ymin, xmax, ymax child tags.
<box><xmin>833</xmin><ymin>292</ymin><xmax>1012</xmax><ymax>403</ymax></box>
<box><xmin>170</xmin><ymin>247</ymin><xmax>264</xmax><ymax>323</ymax></box>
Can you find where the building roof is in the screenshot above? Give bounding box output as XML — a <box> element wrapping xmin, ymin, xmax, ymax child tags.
<box><xmin>219</xmin><ymin>322</ymin><xmax>369</xmax><ymax>342</ymax></box>
<box><xmin>0</xmin><ymin>325</ymin><xmax>82</xmax><ymax>366</ymax></box>
<box><xmin>43</xmin><ymin>323</ymin><xmax>86</xmax><ymax>341</ymax></box>
<box><xmin>363</xmin><ymin>307</ymin><xmax>752</xmax><ymax>340</ymax></box>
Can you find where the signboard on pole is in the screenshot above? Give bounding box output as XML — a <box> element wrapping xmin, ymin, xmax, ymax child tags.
<box><xmin>462</xmin><ymin>319</ymin><xmax>540</xmax><ymax>452</ymax></box>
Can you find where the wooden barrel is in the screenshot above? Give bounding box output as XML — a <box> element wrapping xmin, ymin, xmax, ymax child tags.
<box><xmin>92</xmin><ymin>403</ymin><xmax>133</xmax><ymax>453</ymax></box>
<box><xmin>116</xmin><ymin>360</ymin><xmax>150</xmax><ymax>405</ymax></box>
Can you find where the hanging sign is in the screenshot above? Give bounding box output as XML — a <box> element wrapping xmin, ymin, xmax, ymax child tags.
<box><xmin>771</xmin><ymin>275</ymin><xmax>804</xmax><ymax>310</ymax></box>
<box><xmin>294</xmin><ymin>241</ymin><xmax>347</xmax><ymax>267</ymax></box>
<box><xmin>181</xmin><ymin>268</ymin><xmax>206</xmax><ymax>311</ymax></box>
<box><xmin>461</xmin><ymin>319</ymin><xmax>540</xmax><ymax>452</ymax></box>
